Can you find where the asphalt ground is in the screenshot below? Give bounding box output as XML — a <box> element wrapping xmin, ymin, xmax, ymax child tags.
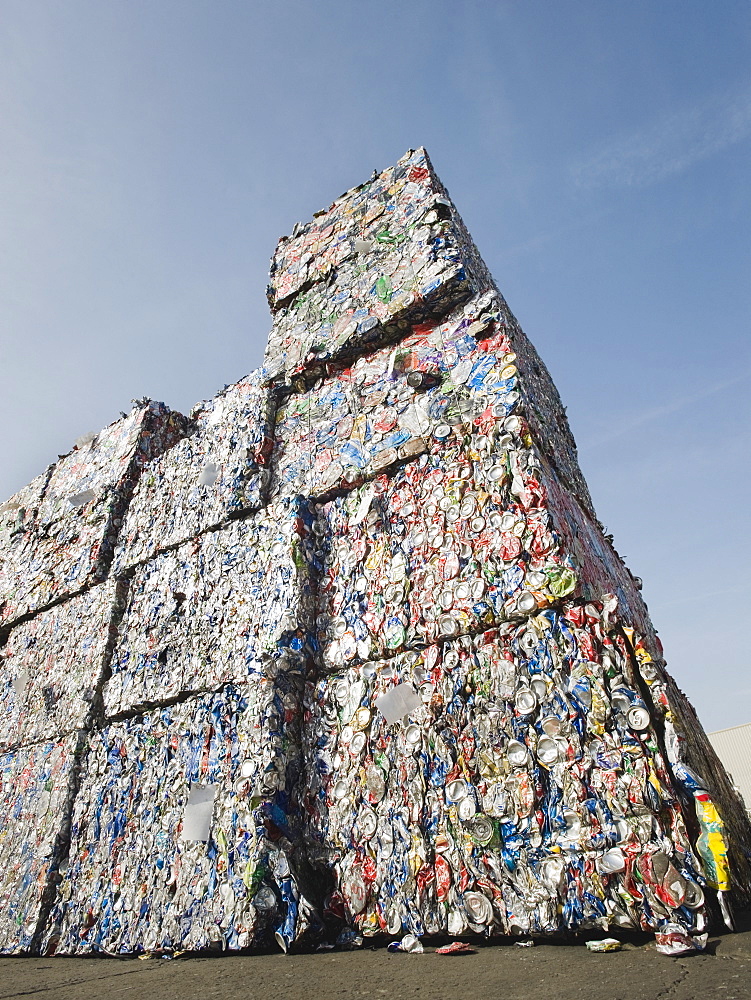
<box><xmin>1</xmin><ymin>915</ymin><xmax>750</xmax><ymax>1000</ymax></box>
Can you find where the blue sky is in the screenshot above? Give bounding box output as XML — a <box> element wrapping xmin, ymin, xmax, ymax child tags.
<box><xmin>1</xmin><ymin>0</ymin><xmax>749</xmax><ymax>731</ymax></box>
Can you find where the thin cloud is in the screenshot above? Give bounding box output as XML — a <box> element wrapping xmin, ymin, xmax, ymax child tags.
<box><xmin>580</xmin><ymin>368</ymin><xmax>751</xmax><ymax>452</ymax></box>
<box><xmin>572</xmin><ymin>83</ymin><xmax>751</xmax><ymax>190</ymax></box>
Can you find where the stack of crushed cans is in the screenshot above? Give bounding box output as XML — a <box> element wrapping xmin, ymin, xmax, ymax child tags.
<box><xmin>1</xmin><ymin>149</ymin><xmax>749</xmax><ymax>959</ymax></box>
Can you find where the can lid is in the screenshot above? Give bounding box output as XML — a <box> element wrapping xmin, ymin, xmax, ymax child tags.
<box><xmin>429</xmin><ymin>531</ymin><xmax>445</xmax><ymax>550</ymax></box>
<box><xmin>353</xmin><ymin>707</ymin><xmax>371</xmax><ymax>730</ymax></box>
<box><xmin>438</xmin><ymin>590</ymin><xmax>454</xmax><ymax>610</ymax></box>
<box><xmin>358</xmin><ymin>807</ymin><xmax>377</xmax><ymax>839</ymax></box>
<box><xmin>458</xmin><ymin>796</ymin><xmax>477</xmax><ymax>820</ymax></box>
<box><xmin>540</xmin><ymin>715</ymin><xmax>561</xmax><ymax>737</ymax></box>
<box><xmin>404</xmin><ymin>723</ymin><xmax>422</xmax><ymax>747</ymax></box>
<box><xmin>536</xmin><ymin>736</ymin><xmax>560</xmax><ymax>764</ymax></box>
<box><xmin>515</xmin><ymin>688</ymin><xmax>538</xmax><ymax>715</ymax></box>
<box><xmin>438</xmin><ymin>614</ymin><xmax>458</xmax><ymax>637</ymax></box>
<box><xmin>350</xmin><ymin>731</ymin><xmax>367</xmax><ymax>754</ymax></box>
<box><xmin>468</xmin><ymin>815</ymin><xmax>494</xmax><ymax>846</ymax></box>
<box><xmin>507</xmin><ymin>740</ymin><xmax>528</xmax><ymax>765</ymax></box>
<box><xmin>459</xmin><ymin>497</ymin><xmax>476</xmax><ymax>517</ymax></box>
<box><xmin>333</xmin><ymin>779</ymin><xmax>350</xmax><ymax>800</ymax></box>
<box><xmin>530</xmin><ymin>677</ymin><xmax>547</xmax><ymax>698</ymax></box>
<box><xmin>464</xmin><ymin>891</ymin><xmax>493</xmax><ymax>925</ymax></box>
<box><xmin>628</xmin><ymin>705</ymin><xmax>650</xmax><ymax>730</ymax></box>
<box><xmin>446</xmin><ymin>778</ymin><xmax>468</xmax><ymax>801</ymax></box>
<box><xmin>517</xmin><ymin>591</ymin><xmax>537</xmax><ymax>613</ymax></box>
<box><xmin>597</xmin><ymin>848</ymin><xmax>626</xmax><ymax>874</ymax></box>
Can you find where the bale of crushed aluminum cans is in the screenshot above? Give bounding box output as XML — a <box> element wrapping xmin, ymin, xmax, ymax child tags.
<box><xmin>303</xmin><ymin>438</ymin><xmax>650</xmax><ymax>673</ymax></box>
<box><xmin>114</xmin><ymin>373</ymin><xmax>275</xmax><ymax>572</ymax></box>
<box><xmin>45</xmin><ymin>685</ymin><xmax>312</xmax><ymax>955</ymax></box>
<box><xmin>300</xmin><ymin>603</ymin><xmax>711</xmax><ymax>950</ymax></box>
<box><xmin>306</xmin><ymin>462</ymin><xmax>572</xmax><ymax>671</ymax></box>
<box><xmin>264</xmin><ymin>148</ymin><xmax>502</xmax><ymax>384</ymax></box>
<box><xmin>0</xmin><ymin>580</ymin><xmax>122</xmax><ymax>752</ymax></box>
<box><xmin>270</xmin><ymin>286</ymin><xmax>591</xmax><ymax>507</ymax></box>
<box><xmin>104</xmin><ymin>499</ymin><xmax>312</xmax><ymax>716</ymax></box>
<box><xmin>0</xmin><ymin>403</ymin><xmax>188</xmax><ymax>629</ymax></box>
<box><xmin>0</xmin><ymin>734</ymin><xmax>84</xmax><ymax>954</ymax></box>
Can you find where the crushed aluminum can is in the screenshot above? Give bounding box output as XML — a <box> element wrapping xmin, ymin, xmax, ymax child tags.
<box><xmin>654</xmin><ymin>925</ymin><xmax>708</xmax><ymax>957</ymax></box>
<box><xmin>435</xmin><ymin>941</ymin><xmax>476</xmax><ymax>955</ymax></box>
<box><xmin>387</xmin><ymin>934</ymin><xmax>424</xmax><ymax>953</ymax></box>
<box><xmin>585</xmin><ymin>938</ymin><xmax>623</xmax><ymax>953</ymax></box>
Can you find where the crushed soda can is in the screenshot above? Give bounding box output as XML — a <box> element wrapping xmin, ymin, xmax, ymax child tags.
<box><xmin>435</xmin><ymin>941</ymin><xmax>476</xmax><ymax>955</ymax></box>
<box><xmin>585</xmin><ymin>938</ymin><xmax>622</xmax><ymax>952</ymax></box>
<box><xmin>387</xmin><ymin>933</ymin><xmax>424</xmax><ymax>953</ymax></box>
<box><xmin>654</xmin><ymin>924</ymin><xmax>707</xmax><ymax>956</ymax></box>
<box><xmin>264</xmin><ymin>148</ymin><xmax>480</xmax><ymax>384</ymax></box>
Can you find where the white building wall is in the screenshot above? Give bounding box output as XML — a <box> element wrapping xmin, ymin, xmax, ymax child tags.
<box><xmin>709</xmin><ymin>722</ymin><xmax>751</xmax><ymax>814</ymax></box>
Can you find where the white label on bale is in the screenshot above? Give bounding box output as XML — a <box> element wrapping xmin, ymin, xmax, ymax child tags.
<box><xmin>180</xmin><ymin>783</ymin><xmax>218</xmax><ymax>842</ymax></box>
<box><xmin>12</xmin><ymin>670</ymin><xmax>28</xmax><ymax>697</ymax></box>
<box><xmin>375</xmin><ymin>683</ymin><xmax>421</xmax><ymax>725</ymax></box>
<box><xmin>198</xmin><ymin>462</ymin><xmax>219</xmax><ymax>486</ymax></box>
<box><xmin>67</xmin><ymin>489</ymin><xmax>97</xmax><ymax>508</ymax></box>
